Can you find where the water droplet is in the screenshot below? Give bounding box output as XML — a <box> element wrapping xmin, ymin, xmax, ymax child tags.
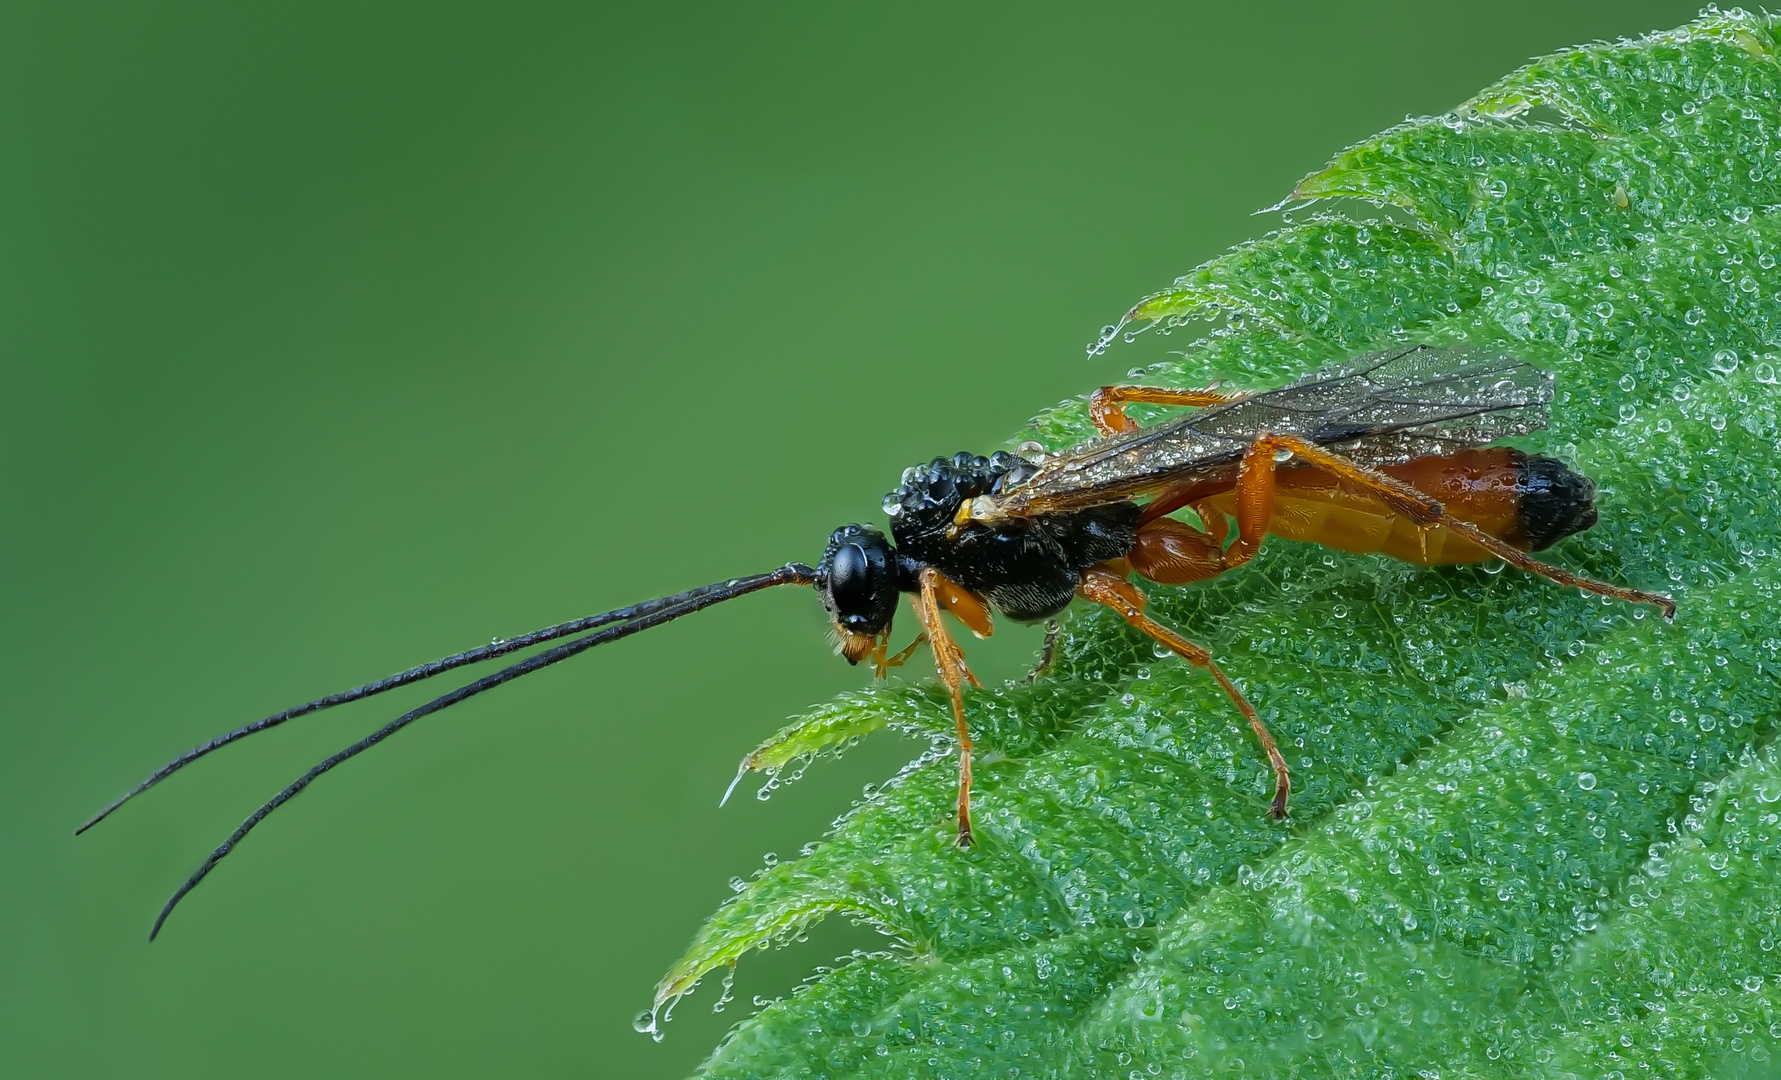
<box><xmin>1577</xmin><ymin>772</ymin><xmax>1597</xmax><ymax>791</ymax></box>
<box><xmin>711</xmin><ymin>967</ymin><xmax>736</xmax><ymax>1013</ymax></box>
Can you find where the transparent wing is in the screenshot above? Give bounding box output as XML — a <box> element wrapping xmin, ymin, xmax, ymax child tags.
<box><xmin>1205</xmin><ymin>343</ymin><xmax>1553</xmax><ymax>453</ymax></box>
<box><xmin>1000</xmin><ymin>345</ymin><xmax>1554</xmax><ymax>513</ymax></box>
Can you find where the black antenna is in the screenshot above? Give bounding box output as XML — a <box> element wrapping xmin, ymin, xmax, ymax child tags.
<box><xmin>91</xmin><ymin>563</ymin><xmax>816</xmax><ymax>941</ymax></box>
<box><xmin>78</xmin><ymin>570</ymin><xmax>813</xmax><ymax>836</ymax></box>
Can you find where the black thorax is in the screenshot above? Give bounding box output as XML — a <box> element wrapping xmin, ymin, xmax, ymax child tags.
<box><xmin>883</xmin><ymin>452</ymin><xmax>1140</xmax><ymax>622</ymax></box>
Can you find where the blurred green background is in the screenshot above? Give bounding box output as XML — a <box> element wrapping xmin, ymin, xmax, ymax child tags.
<box><xmin>1</xmin><ymin>2</ymin><xmax>1704</xmax><ymax>1076</ymax></box>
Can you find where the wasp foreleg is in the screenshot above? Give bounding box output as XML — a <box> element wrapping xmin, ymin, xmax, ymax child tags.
<box><xmin>914</xmin><ymin>568</ymin><xmax>985</xmax><ymax>846</ymax></box>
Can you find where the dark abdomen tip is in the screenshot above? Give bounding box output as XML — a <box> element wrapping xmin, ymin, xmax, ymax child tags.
<box><xmin>1516</xmin><ymin>455</ymin><xmax>1598</xmax><ymax>551</ymax></box>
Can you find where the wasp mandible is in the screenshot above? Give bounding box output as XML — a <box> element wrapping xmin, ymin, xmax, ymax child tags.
<box><xmin>81</xmin><ymin>343</ymin><xmax>1675</xmax><ymax>938</ymax></box>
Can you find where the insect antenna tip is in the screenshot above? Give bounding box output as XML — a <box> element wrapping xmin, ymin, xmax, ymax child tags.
<box><xmin>74</xmin><ymin>802</ymin><xmax>117</xmax><ymax>836</ymax></box>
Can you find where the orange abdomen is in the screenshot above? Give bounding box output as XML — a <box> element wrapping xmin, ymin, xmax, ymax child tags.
<box><xmin>1203</xmin><ymin>447</ymin><xmax>1554</xmax><ymax>565</ymax></box>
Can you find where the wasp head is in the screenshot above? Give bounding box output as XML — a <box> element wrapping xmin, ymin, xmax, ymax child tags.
<box><xmin>815</xmin><ymin>524</ymin><xmax>905</xmax><ymax>664</ymax></box>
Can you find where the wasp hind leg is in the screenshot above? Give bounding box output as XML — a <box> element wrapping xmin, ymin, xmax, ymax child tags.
<box><xmin>1076</xmin><ymin>567</ymin><xmax>1291</xmax><ymax>819</ymax></box>
<box><xmin>1238</xmin><ymin>433</ymin><xmax>1676</xmax><ymax>618</ymax></box>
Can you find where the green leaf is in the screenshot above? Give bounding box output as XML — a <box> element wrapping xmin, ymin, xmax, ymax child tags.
<box><xmin>658</xmin><ymin>12</ymin><xmax>1781</xmax><ymax>1076</ymax></box>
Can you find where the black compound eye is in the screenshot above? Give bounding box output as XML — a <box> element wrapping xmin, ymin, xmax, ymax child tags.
<box><xmin>829</xmin><ymin>544</ymin><xmax>871</xmax><ymax>608</ymax></box>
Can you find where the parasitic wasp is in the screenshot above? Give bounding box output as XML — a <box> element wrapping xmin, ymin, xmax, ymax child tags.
<box><xmin>80</xmin><ymin>343</ymin><xmax>1675</xmax><ymax>939</ymax></box>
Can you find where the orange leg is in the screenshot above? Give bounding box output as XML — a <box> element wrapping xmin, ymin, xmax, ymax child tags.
<box><xmin>1026</xmin><ymin>620</ymin><xmax>1065</xmax><ymax>683</ymax></box>
<box><xmin>1134</xmin><ymin>476</ymin><xmax>1238</xmax><ymax>530</ymax></box>
<box><xmin>1127</xmin><ymin>515</ymin><xmax>1230</xmax><ymax>585</ymax></box>
<box><xmin>1193</xmin><ymin>499</ymin><xmax>1230</xmax><ymax>546</ymax></box>
<box><xmin>1077</xmin><ymin>568</ymin><xmax>1292</xmax><ymax>818</ymax></box>
<box><xmin>914</xmin><ymin>567</ymin><xmax>986</xmax><ymax>845</ymax></box>
<box><xmin>1242</xmin><ymin>434</ymin><xmax>1676</xmax><ymax>618</ymax></box>
<box><xmin>933</xmin><ymin>575</ymin><xmax>995</xmax><ymax>639</ymax></box>
<box><xmin>1089</xmin><ymin>384</ymin><xmax>1240</xmax><ymax>436</ymax></box>
<box><xmin>1221</xmin><ymin>438</ymin><xmax>1285</xmax><ymax>569</ymax></box>
<box><xmin>872</xmin><ymin>632</ymin><xmax>928</xmax><ymax>679</ymax></box>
